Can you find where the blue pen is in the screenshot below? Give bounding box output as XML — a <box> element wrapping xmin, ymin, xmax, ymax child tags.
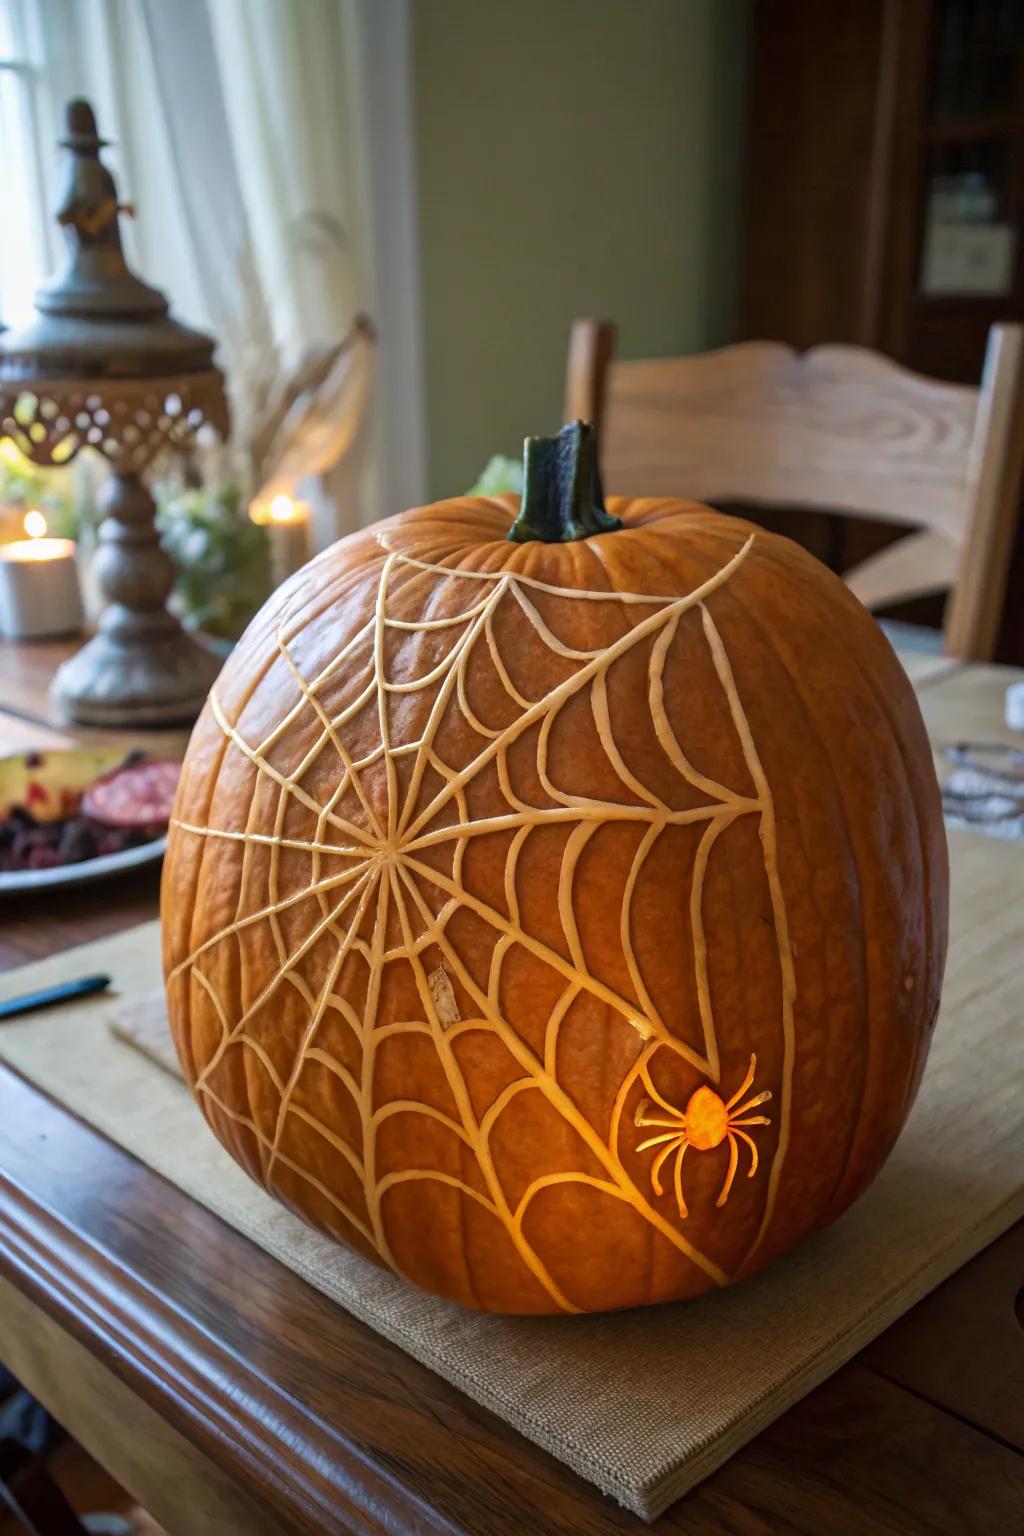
<box><xmin>0</xmin><ymin>973</ymin><xmax>111</xmax><ymax>1021</ymax></box>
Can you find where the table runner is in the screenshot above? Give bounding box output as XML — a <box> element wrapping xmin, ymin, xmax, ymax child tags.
<box><xmin>0</xmin><ymin>825</ymin><xmax>1021</xmax><ymax>1520</ymax></box>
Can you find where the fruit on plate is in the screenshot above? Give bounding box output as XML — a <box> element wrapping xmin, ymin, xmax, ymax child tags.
<box><xmin>163</xmin><ymin>422</ymin><xmax>947</xmax><ymax>1315</ymax></box>
<box><xmin>82</xmin><ymin>757</ymin><xmax>182</xmax><ymax>831</ymax></box>
<box><xmin>0</xmin><ymin>749</ymin><xmax>181</xmax><ymax>875</ymax></box>
<box><xmin>0</xmin><ymin>746</ymin><xmax>126</xmax><ymax>824</ymax></box>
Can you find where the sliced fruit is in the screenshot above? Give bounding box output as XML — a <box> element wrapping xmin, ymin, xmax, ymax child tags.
<box><xmin>0</xmin><ymin>747</ymin><xmax>129</xmax><ymax>824</ymax></box>
<box><xmin>81</xmin><ymin>758</ymin><xmax>182</xmax><ymax>830</ymax></box>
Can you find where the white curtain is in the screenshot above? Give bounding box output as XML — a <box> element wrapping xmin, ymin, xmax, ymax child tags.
<box><xmin>0</xmin><ymin>0</ymin><xmax>62</xmax><ymax>323</ymax></box>
<box><xmin>0</xmin><ymin>0</ymin><xmax>377</xmax><ymax>538</ymax></box>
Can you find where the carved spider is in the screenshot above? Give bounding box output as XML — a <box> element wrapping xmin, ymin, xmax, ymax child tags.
<box><xmin>635</xmin><ymin>1054</ymin><xmax>772</xmax><ymax>1218</ymax></box>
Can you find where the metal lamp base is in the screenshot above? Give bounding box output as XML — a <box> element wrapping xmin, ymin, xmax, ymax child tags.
<box><xmin>49</xmin><ymin>469</ymin><xmax>221</xmax><ymax>727</ymax></box>
<box><xmin>52</xmin><ymin>613</ymin><xmax>220</xmax><ymax>727</ymax></box>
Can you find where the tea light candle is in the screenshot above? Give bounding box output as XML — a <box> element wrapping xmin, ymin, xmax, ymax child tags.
<box><xmin>0</xmin><ymin>510</ymin><xmax>84</xmax><ymax>639</ymax></box>
<box><xmin>251</xmin><ymin>494</ymin><xmax>312</xmax><ymax>588</ymax></box>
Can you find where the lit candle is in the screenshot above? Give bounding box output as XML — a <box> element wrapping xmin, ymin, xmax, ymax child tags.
<box><xmin>251</xmin><ymin>494</ymin><xmax>313</xmax><ymax>588</ymax></box>
<box><xmin>0</xmin><ymin>510</ymin><xmax>84</xmax><ymax>639</ymax></box>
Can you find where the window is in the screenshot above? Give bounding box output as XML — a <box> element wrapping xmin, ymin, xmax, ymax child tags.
<box><xmin>0</xmin><ymin>0</ymin><xmax>56</xmax><ymax>326</ymax></box>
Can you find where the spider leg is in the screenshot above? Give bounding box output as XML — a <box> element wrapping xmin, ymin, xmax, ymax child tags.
<box><xmin>650</xmin><ymin>1136</ymin><xmax>684</xmax><ymax>1197</ymax></box>
<box><xmin>730</xmin><ymin>1115</ymin><xmax>771</xmax><ymax>1128</ymax></box>
<box><xmin>729</xmin><ymin>1089</ymin><xmax>772</xmax><ymax>1117</ymax></box>
<box><xmin>725</xmin><ymin>1054</ymin><xmax>757</xmax><ymax>1110</ymax></box>
<box><xmin>716</xmin><ymin>1132</ymin><xmax>740</xmax><ymax>1207</ymax></box>
<box><xmin>640</xmin><ymin>1066</ymin><xmax>688</xmax><ymax>1119</ymax></box>
<box><xmin>732</xmin><ymin>1128</ymin><xmax>761</xmax><ymax>1179</ymax></box>
<box><xmin>637</xmin><ymin>1130</ymin><xmax>684</xmax><ymax>1153</ymax></box>
<box><xmin>635</xmin><ymin>1100</ymin><xmax>686</xmax><ymax>1131</ymax></box>
<box><xmin>673</xmin><ymin>1140</ymin><xmax>691</xmax><ymax>1218</ymax></box>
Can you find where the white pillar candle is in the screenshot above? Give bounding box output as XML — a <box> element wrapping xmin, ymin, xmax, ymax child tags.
<box><xmin>0</xmin><ymin>514</ymin><xmax>84</xmax><ymax>639</ymax></box>
<box><xmin>251</xmin><ymin>495</ymin><xmax>313</xmax><ymax>589</ymax></box>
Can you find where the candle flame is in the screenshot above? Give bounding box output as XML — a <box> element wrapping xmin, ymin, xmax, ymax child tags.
<box><xmin>23</xmin><ymin>509</ymin><xmax>47</xmax><ymax>539</ymax></box>
<box><xmin>249</xmin><ymin>494</ymin><xmax>310</xmax><ymax>528</ymax></box>
<box><xmin>269</xmin><ymin>495</ymin><xmax>297</xmax><ymax>523</ymax></box>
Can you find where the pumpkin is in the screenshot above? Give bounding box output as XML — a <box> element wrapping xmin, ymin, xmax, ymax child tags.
<box><xmin>163</xmin><ymin>422</ymin><xmax>948</xmax><ymax>1315</ymax></box>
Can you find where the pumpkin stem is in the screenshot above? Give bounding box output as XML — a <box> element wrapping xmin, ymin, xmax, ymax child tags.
<box><xmin>507</xmin><ymin>420</ymin><xmax>623</xmax><ymax>543</ymax></box>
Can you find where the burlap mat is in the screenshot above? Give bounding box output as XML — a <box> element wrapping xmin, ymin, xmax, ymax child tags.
<box><xmin>1</xmin><ymin>826</ymin><xmax>1021</xmax><ymax>1520</ymax></box>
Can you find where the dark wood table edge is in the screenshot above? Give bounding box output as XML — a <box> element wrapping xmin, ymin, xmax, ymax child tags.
<box><xmin>3</xmin><ymin>1055</ymin><xmax>1022</xmax><ymax>1536</ymax></box>
<box><xmin>0</xmin><ymin>1061</ymin><xmax>468</xmax><ymax>1536</ymax></box>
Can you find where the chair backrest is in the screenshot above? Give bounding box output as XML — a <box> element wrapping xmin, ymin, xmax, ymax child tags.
<box><xmin>565</xmin><ymin>320</ymin><xmax>1024</xmax><ymax>660</ymax></box>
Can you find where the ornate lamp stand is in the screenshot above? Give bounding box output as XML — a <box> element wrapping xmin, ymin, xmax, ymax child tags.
<box><xmin>0</xmin><ymin>99</ymin><xmax>229</xmax><ymax>726</ymax></box>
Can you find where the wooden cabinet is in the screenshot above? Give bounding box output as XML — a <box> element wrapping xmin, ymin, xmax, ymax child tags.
<box><xmin>742</xmin><ymin>0</ymin><xmax>1024</xmax><ymax>657</ymax></box>
<box><xmin>744</xmin><ymin>0</ymin><xmax>1024</xmax><ymax>377</ymax></box>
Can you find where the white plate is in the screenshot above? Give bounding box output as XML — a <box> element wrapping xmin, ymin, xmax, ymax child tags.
<box><xmin>0</xmin><ymin>834</ymin><xmax>167</xmax><ymax>894</ymax></box>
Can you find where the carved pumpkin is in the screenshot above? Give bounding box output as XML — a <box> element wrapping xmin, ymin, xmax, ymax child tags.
<box><xmin>163</xmin><ymin>423</ymin><xmax>948</xmax><ymax>1315</ymax></box>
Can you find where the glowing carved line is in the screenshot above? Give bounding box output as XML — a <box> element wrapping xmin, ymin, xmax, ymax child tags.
<box><xmin>199</xmin><ymin>1083</ymin><xmax>376</xmax><ymax>1249</ymax></box>
<box><xmin>359</xmin><ymin>870</ymin><xmax>395</xmax><ymax>1264</ymax></box>
<box><xmin>208</xmin><ymin>689</ymin><xmax>376</xmax><ymax>853</ymax></box>
<box><xmin>192</xmin><ymin>868</ymin><xmax>376</xmax><ymax>1091</ymax></box>
<box><xmin>401</xmin><ymin>849</ymin><xmax>699</xmax><ymax>1064</ymax></box>
<box><xmin>172</xmin><ymin>821</ymin><xmax>369</xmax><ymax>859</ymax></box>
<box><xmin>395</xmin><ymin>582</ymin><xmax>507</xmax><ymax>837</ymax></box>
<box><xmin>700</xmin><ymin>605</ymin><xmax>797</xmax><ymax>1267</ymax></box>
<box><xmin>402</xmin><ymin>538</ymin><xmax>755</xmax><ymax>844</ymax></box>
<box><xmin>395</xmin><ymin>858</ymin><xmax>729</xmax><ymax>1290</ymax></box>
<box><xmin>406</xmin><ymin>802</ymin><xmax>748</xmax><ymax>850</ymax></box>
<box><xmin>166</xmin><ymin>857</ymin><xmax>374</xmax><ymax>982</ymax></box>
<box><xmin>264</xmin><ymin>869</ymin><xmax>379</xmax><ymax>1186</ymax></box>
<box><xmin>376</xmin><ymin>531</ymin><xmax>753</xmax><ymax>605</ymax></box>
<box><xmin>389</xmin><ymin>862</ymin><xmax>578</xmax><ymax>1311</ymax></box>
<box><xmin>278</xmin><ymin>624</ymin><xmax>386</xmax><ymax>843</ymax></box>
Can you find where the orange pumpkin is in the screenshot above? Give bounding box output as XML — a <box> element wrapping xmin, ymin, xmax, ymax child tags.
<box><xmin>163</xmin><ymin>422</ymin><xmax>947</xmax><ymax>1315</ymax></box>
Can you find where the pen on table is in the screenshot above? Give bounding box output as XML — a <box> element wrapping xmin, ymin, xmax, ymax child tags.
<box><xmin>0</xmin><ymin>973</ymin><xmax>111</xmax><ymax>1021</ymax></box>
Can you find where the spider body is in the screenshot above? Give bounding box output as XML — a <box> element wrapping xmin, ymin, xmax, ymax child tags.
<box><xmin>635</xmin><ymin>1055</ymin><xmax>772</xmax><ymax>1218</ymax></box>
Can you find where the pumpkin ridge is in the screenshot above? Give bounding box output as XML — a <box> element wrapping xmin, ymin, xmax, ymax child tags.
<box><xmin>169</xmin><ymin>643</ymin><xmax>274</xmax><ymax>1089</ymax></box>
<box><xmin>719</xmin><ymin>541</ymin><xmax>932</xmax><ymax>1239</ymax></box>
<box><xmin>651</xmin><ymin>530</ymin><xmax>869</xmax><ymax>1273</ymax></box>
<box><xmin>753</xmin><ymin>543</ymin><xmax>942</xmax><ymax>1033</ymax></box>
<box><xmin>390</xmin><ymin>859</ymin><xmax>581</xmax><ymax>1312</ymax></box>
<box><xmin>707</xmin><ymin>573</ymin><xmax>873</xmax><ymax>1261</ymax></box>
<box><xmin>794</xmin><ymin>567</ymin><xmax>943</xmax><ymax>1206</ymax></box>
<box><xmin>696</xmin><ymin>601</ymin><xmax>797</xmax><ymax>1274</ymax></box>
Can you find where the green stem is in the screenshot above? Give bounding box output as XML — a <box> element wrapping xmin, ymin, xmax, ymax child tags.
<box><xmin>507</xmin><ymin>420</ymin><xmax>622</xmax><ymax>543</ymax></box>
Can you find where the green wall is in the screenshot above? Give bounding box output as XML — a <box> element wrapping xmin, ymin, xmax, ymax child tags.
<box><xmin>411</xmin><ymin>0</ymin><xmax>751</xmax><ymax>498</ymax></box>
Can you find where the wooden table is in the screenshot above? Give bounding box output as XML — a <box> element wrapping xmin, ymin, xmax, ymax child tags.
<box><xmin>1</xmin><ymin>638</ymin><xmax>1022</xmax><ymax>1536</ymax></box>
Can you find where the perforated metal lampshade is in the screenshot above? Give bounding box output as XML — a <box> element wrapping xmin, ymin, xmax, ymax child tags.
<box><xmin>0</xmin><ymin>98</ymin><xmax>229</xmax><ymax>726</ymax></box>
<box><xmin>0</xmin><ymin>100</ymin><xmax>228</xmax><ymax>467</ymax></box>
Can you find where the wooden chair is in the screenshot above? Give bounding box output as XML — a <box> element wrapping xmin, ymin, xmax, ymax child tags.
<box><xmin>565</xmin><ymin>320</ymin><xmax>1024</xmax><ymax>660</ymax></box>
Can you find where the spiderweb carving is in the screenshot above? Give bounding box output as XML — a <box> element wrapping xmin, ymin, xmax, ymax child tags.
<box><xmin>167</xmin><ymin>531</ymin><xmax>796</xmax><ymax>1312</ymax></box>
